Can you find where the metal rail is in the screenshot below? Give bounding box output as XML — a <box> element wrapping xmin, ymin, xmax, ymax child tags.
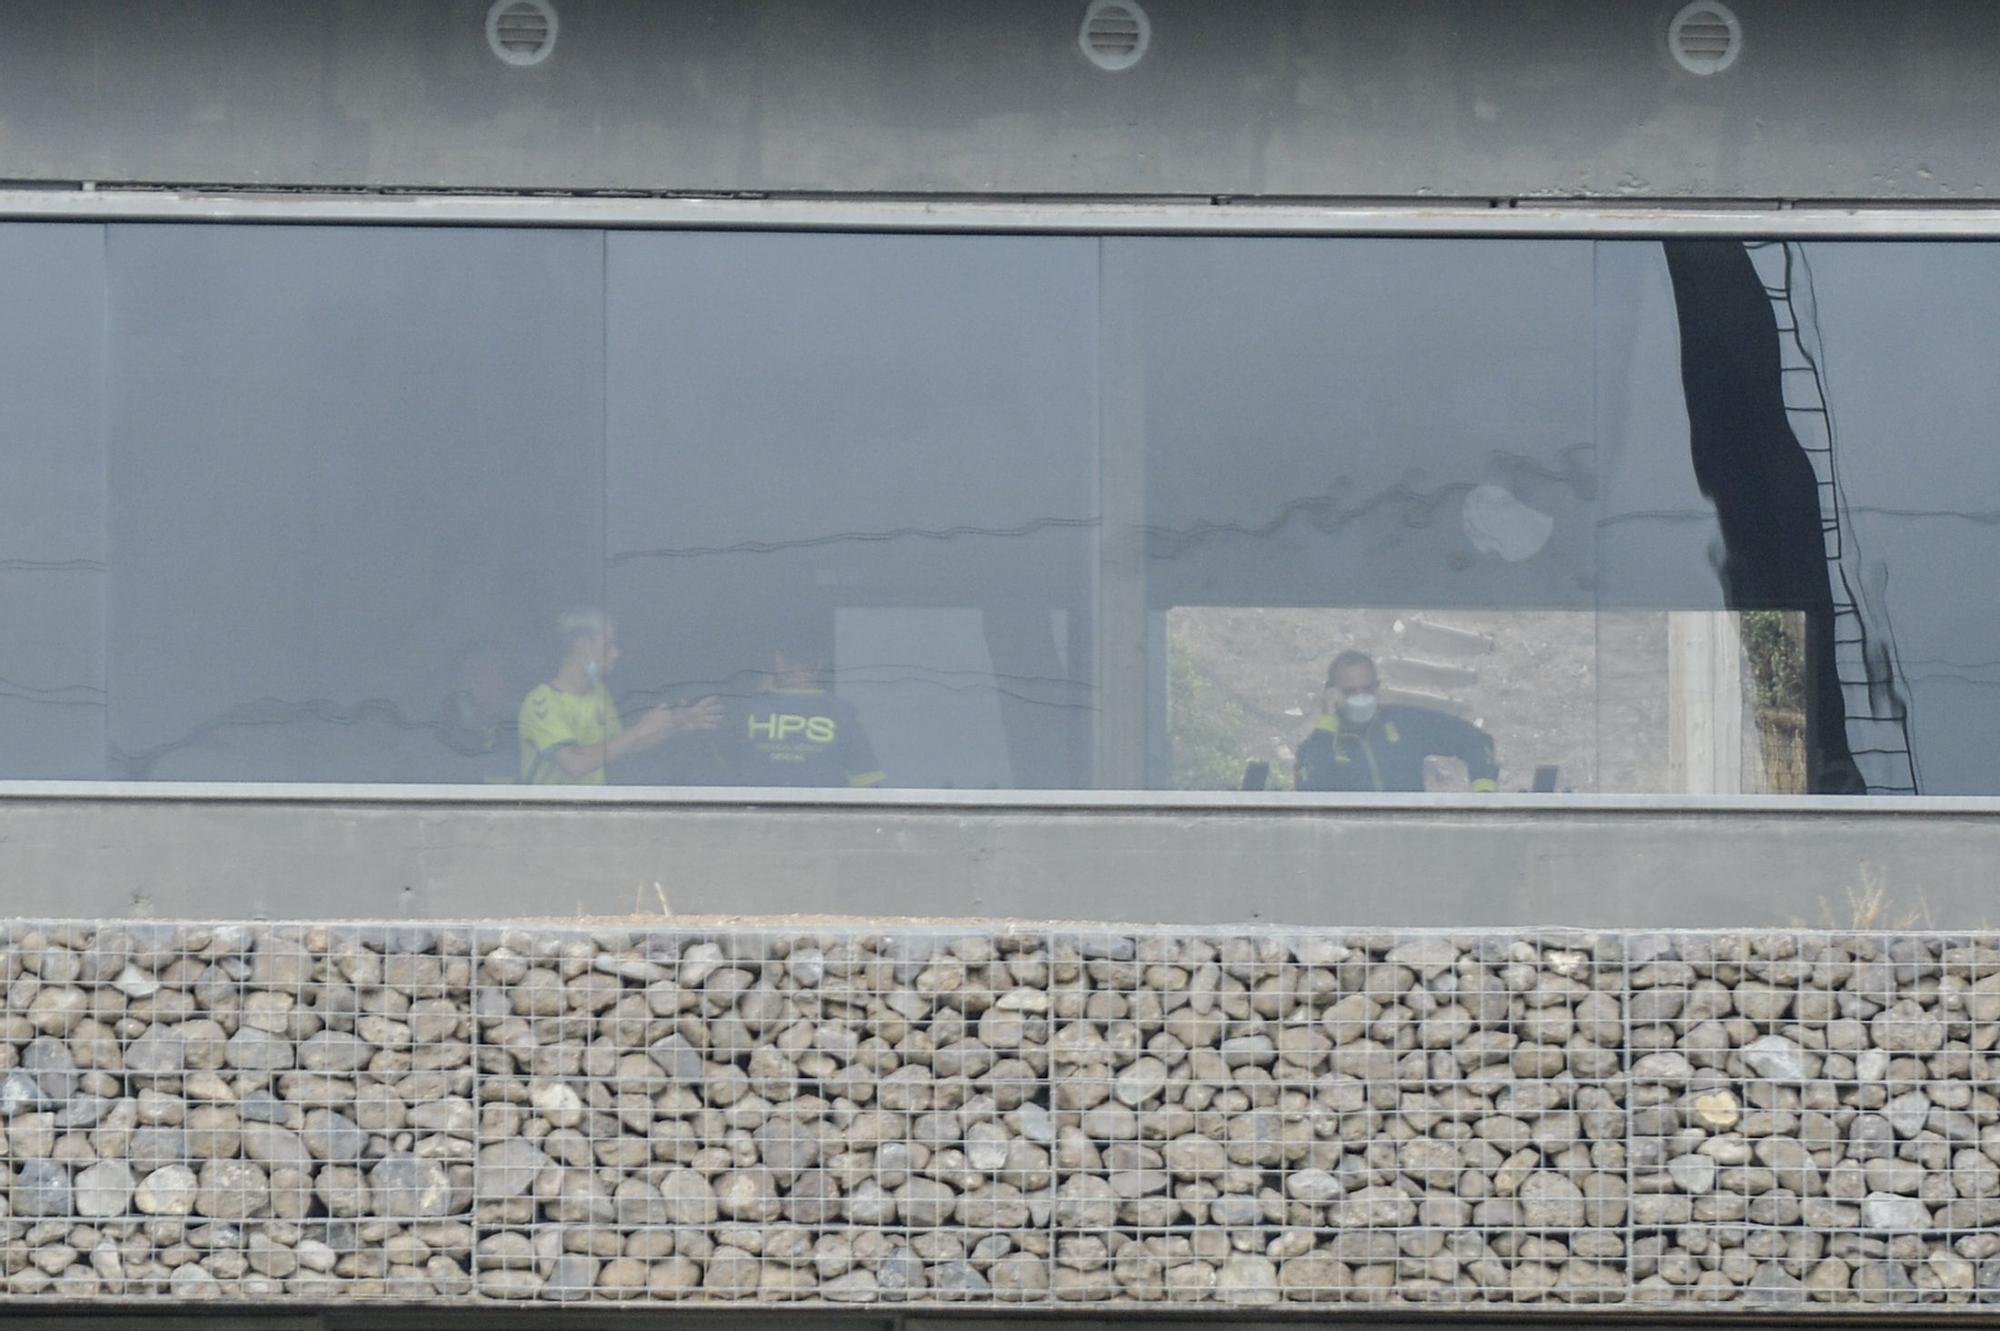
<box><xmin>9</xmin><ymin>188</ymin><xmax>2000</xmax><ymax>237</ymax></box>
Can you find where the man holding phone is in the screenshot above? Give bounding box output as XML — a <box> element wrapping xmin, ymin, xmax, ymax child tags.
<box><xmin>1295</xmin><ymin>650</ymin><xmax>1499</xmax><ymax>793</ymax></box>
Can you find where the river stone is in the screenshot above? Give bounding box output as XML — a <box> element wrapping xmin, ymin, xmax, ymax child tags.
<box><xmin>369</xmin><ymin>1153</ymin><xmax>464</xmax><ymax>1217</ymax></box>
<box><xmin>530</xmin><ymin>1082</ymin><xmax>585</xmax><ymax>1128</ymax></box>
<box><xmin>1632</xmin><ymin>1052</ymin><xmax>1693</xmax><ymax>1086</ymax></box>
<box><xmin>225</xmin><ymin>1027</ymin><xmax>295</xmax><ymax>1072</ymax></box>
<box><xmin>0</xmin><ymin>1070</ymin><xmax>47</xmax><ymax>1118</ymax></box>
<box><xmin>1854</xmin><ymin>1260</ymin><xmax>1918</xmax><ymax>1301</ymax></box>
<box><xmin>715</xmin><ymin>1169</ymin><xmax>780</xmax><ymax>1221</ymax></box>
<box><xmin>1850</xmin><ymin>1114</ymin><xmax>1897</xmax><ymax>1159</ymax></box>
<box><xmin>127</xmin><ymin>1125</ymin><xmax>186</xmax><ymax>1171</ymax></box>
<box><xmin>753</xmin><ymin>1114</ymin><xmax>824</xmax><ymax>1183</ymax></box>
<box><xmin>965</xmin><ymin>1121</ymin><xmax>1011</xmax><ymax>1172</ymax></box>
<box><xmin>112</xmin><ymin>963</ymin><xmax>161</xmax><ymax>999</ymax></box>
<box><xmin>1055</xmin><ymin>1175</ymin><xmax>1118</xmax><ymax>1228</ymax></box>
<box><xmin>476</xmin><ymin>1140</ymin><xmax>552</xmax><ymax>1199</ymax></box>
<box><xmin>657</xmin><ymin>1168</ymin><xmax>719</xmax><ymax>1225</ymax></box>
<box><xmin>702</xmin><ymin>1249</ymin><xmax>760</xmax><ymax>1298</ymax></box>
<box><xmin>1336</xmin><ymin>1185</ymin><xmax>1416</xmax><ymax>1228</ymax></box>
<box><xmin>933</xmin><ymin>1259</ymin><xmax>990</xmax><ymax>1298</ymax></box>
<box><xmin>122</xmin><ymin>1026</ymin><xmax>186</xmax><ymax>1077</ymax></box>
<box><xmin>990</xmin><ymin>1254</ymin><xmax>1051</xmax><ymax>1300</ymax></box>
<box><xmin>1386</xmin><ymin>936</ymin><xmax>1459</xmax><ymax>977</ymax></box>
<box><xmin>1692</xmin><ymin>1090</ymin><xmax>1741</xmax><ymax>1130</ymax></box>
<box><xmin>302</xmin><ymin>1108</ymin><xmax>368</xmax><ymax>1161</ymax></box>
<box><xmin>1399</xmin><ymin>1139</ymin><xmax>1462</xmax><ymax>1189</ymax></box>
<box><xmin>484</xmin><ymin>1270</ymin><xmax>544</xmax><ymax>1299</ymax></box>
<box><xmin>1862</xmin><ymin>1192</ymin><xmax>1931</xmax><ymax>1231</ymax></box>
<box><xmin>1883</xmin><ymin>1092</ymin><xmax>1931</xmax><ymax>1138</ymax></box>
<box><xmin>1667</xmin><ymin>1155</ymin><xmax>1717</xmax><ymax>1195</ymax></box>
<box><xmin>238</xmin><ymin>1090</ymin><xmax>288</xmax><ymax>1125</ymax></box>
<box><xmin>250</xmin><ymin>932</ymin><xmax>313</xmax><ymax>987</ymax></box>
<box><xmin>647</xmin><ymin>1034</ymin><xmax>706</xmax><ymax>1085</ymax></box>
<box><xmin>1114</xmin><ymin>1057</ymin><xmax>1169</xmax><ymax>1106</ymax></box>
<box><xmin>299</xmin><ymin>1031</ymin><xmax>372</xmax><ymax>1073</ymax></box>
<box><xmin>243</xmin><ymin>1122</ymin><xmax>313</xmax><ymax>1173</ymax></box>
<box><xmin>1218</xmin><ymin>1254</ymin><xmax>1281</xmax><ymax>1305</ymax></box>
<box><xmin>11</xmin><ymin>1159</ymin><xmax>72</xmax><ymax>1216</ymax></box>
<box><xmin>1870</xmin><ymin>1000</ymin><xmax>1945</xmax><ymax>1053</ymax></box>
<box><xmin>1286</xmin><ymin>1169</ymin><xmax>1344</xmax><ymax>1203</ymax></box>
<box><xmin>135</xmin><ymin>1165</ymin><xmax>199</xmax><ymax>1216</ymax></box>
<box><xmin>1734</xmin><ymin>982</ymin><xmax>1793</xmax><ymax>1022</ymax></box>
<box><xmin>314</xmin><ymin>1165</ymin><xmax>370</xmax><ymax>1217</ymax></box>
<box><xmin>1519</xmin><ymin>1172</ymin><xmax>1587</xmax><ymax>1228</ymax></box>
<box><xmin>23</xmin><ymin>1035</ymin><xmax>77</xmax><ymax>1100</ymax></box>
<box><xmin>195</xmin><ymin>1159</ymin><xmax>271</xmax><ymax>1219</ymax></box>
<box><xmin>1741</xmin><ymin>1034</ymin><xmax>1806</xmax><ymax>1081</ymax></box>
<box><xmin>547</xmin><ymin>1254</ymin><xmax>599</xmax><ymax>1301</ymax></box>
<box><xmin>823</xmin><ymin>1270</ymin><xmax>881</xmax><ymax>1303</ymax></box>
<box><xmin>72</xmin><ymin>1160</ymin><xmax>135</xmax><ymax>1218</ymax></box>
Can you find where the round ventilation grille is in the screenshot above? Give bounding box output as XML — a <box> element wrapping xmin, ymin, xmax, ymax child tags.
<box><xmin>1080</xmin><ymin>0</ymin><xmax>1150</xmax><ymax>72</ymax></box>
<box><xmin>1669</xmin><ymin>1</ymin><xmax>1741</xmax><ymax>75</ymax></box>
<box><xmin>487</xmin><ymin>0</ymin><xmax>558</xmax><ymax>67</ymax></box>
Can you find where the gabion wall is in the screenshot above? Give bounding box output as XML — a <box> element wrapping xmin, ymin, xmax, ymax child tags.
<box><xmin>4</xmin><ymin>921</ymin><xmax>2000</xmax><ymax>1309</ymax></box>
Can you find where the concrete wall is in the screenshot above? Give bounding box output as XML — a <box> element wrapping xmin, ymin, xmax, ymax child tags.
<box><xmin>4</xmin><ymin>920</ymin><xmax>1998</xmax><ymax>1309</ymax></box>
<box><xmin>0</xmin><ymin>787</ymin><xmax>1991</xmax><ymax>928</ymax></box>
<box><xmin>1</xmin><ymin>1</ymin><xmax>1996</xmax><ymax>201</ymax></box>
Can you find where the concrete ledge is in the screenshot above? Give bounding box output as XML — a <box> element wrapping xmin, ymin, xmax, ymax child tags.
<box><xmin>1</xmin><ymin>786</ymin><xmax>1996</xmax><ymax>925</ymax></box>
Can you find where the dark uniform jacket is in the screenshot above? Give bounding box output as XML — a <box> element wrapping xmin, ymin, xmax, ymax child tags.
<box><xmin>1294</xmin><ymin>705</ymin><xmax>1497</xmax><ymax>792</ymax></box>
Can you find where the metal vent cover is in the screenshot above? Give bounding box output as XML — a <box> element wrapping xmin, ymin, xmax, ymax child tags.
<box><xmin>1669</xmin><ymin>1</ymin><xmax>1741</xmax><ymax>75</ymax></box>
<box><xmin>1079</xmin><ymin>0</ymin><xmax>1151</xmax><ymax>72</ymax></box>
<box><xmin>487</xmin><ymin>0</ymin><xmax>558</xmax><ymax>67</ymax></box>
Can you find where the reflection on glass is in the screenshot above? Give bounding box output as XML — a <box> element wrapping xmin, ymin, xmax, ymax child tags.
<box><xmin>1166</xmin><ymin>608</ymin><xmax>1810</xmax><ymax>795</ymax></box>
<box><xmin>0</xmin><ymin>223</ymin><xmax>1993</xmax><ymax>794</ymax></box>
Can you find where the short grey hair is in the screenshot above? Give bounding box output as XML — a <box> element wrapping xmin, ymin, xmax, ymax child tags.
<box><xmin>555</xmin><ymin>606</ymin><xmax>610</xmax><ymax>649</ymax></box>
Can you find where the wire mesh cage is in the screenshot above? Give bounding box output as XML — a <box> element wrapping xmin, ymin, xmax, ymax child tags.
<box><xmin>2</xmin><ymin>921</ymin><xmax>1997</xmax><ymax>1307</ymax></box>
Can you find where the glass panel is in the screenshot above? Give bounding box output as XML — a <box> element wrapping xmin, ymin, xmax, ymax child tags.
<box><xmin>1758</xmin><ymin>242</ymin><xmax>2000</xmax><ymax>795</ymax></box>
<box><xmin>0</xmin><ymin>223</ymin><xmax>107</xmax><ymax>779</ymax></box>
<box><xmin>1115</xmin><ymin>238</ymin><xmax>1618</xmax><ymax>793</ymax></box>
<box><xmin>1124</xmin><ymin>236</ymin><xmax>2000</xmax><ymax>797</ymax></box>
<box><xmin>102</xmin><ymin>225</ymin><xmax>605</xmax><ymax>783</ymax></box>
<box><xmin>601</xmin><ymin>232</ymin><xmax>1099</xmax><ymax>790</ymax></box>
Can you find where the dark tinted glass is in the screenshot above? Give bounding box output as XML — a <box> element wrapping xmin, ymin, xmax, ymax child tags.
<box><xmin>0</xmin><ymin>224</ymin><xmax>106</xmax><ymax>779</ymax></box>
<box><xmin>0</xmin><ymin>224</ymin><xmax>1991</xmax><ymax>794</ymax></box>
<box><xmin>103</xmin><ymin>225</ymin><xmax>605</xmax><ymax>782</ymax></box>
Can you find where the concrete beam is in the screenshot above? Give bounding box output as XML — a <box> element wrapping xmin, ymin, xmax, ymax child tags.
<box><xmin>0</xmin><ymin>784</ymin><xmax>1991</xmax><ymax>928</ymax></box>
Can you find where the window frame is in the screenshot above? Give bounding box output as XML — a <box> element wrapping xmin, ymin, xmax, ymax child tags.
<box><xmin>6</xmin><ymin>187</ymin><xmax>2000</xmax><ymax>807</ymax></box>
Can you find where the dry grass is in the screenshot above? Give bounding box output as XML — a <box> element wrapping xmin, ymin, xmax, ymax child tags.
<box><xmin>1805</xmin><ymin>864</ymin><xmax>1933</xmax><ymax>931</ymax></box>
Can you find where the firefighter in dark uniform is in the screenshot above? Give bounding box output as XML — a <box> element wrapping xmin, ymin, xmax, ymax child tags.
<box><xmin>711</xmin><ymin>645</ymin><xmax>886</xmax><ymax>788</ymax></box>
<box><xmin>1295</xmin><ymin>650</ymin><xmax>1499</xmax><ymax>792</ymax></box>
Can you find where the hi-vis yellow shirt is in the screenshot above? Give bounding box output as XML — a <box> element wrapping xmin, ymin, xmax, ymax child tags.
<box><xmin>517</xmin><ymin>683</ymin><xmax>622</xmax><ymax>785</ymax></box>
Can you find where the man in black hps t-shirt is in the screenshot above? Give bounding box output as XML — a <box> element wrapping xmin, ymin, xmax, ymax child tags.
<box><xmin>711</xmin><ymin>641</ymin><xmax>885</xmax><ymax>789</ymax></box>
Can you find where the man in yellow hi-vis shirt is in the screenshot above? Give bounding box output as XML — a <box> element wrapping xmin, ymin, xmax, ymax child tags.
<box><xmin>518</xmin><ymin>608</ymin><xmax>720</xmax><ymax>784</ymax></box>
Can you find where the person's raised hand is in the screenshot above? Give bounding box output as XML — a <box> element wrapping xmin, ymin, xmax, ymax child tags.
<box><xmin>677</xmin><ymin>695</ymin><xmax>725</xmax><ymax>734</ymax></box>
<box><xmin>627</xmin><ymin>705</ymin><xmax>673</xmax><ymax>742</ymax></box>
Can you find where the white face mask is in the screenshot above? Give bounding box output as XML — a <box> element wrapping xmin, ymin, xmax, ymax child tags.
<box><xmin>1338</xmin><ymin>692</ymin><xmax>1378</xmax><ymax>724</ymax></box>
<box><xmin>584</xmin><ymin>658</ymin><xmax>601</xmax><ymax>687</ymax></box>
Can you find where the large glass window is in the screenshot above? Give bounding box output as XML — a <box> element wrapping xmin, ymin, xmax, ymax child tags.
<box><xmin>0</xmin><ymin>223</ymin><xmax>1990</xmax><ymax>794</ymax></box>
